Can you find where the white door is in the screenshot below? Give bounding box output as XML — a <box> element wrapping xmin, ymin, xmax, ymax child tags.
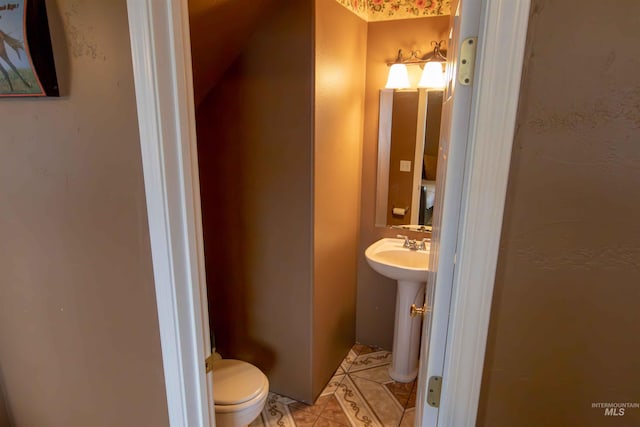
<box><xmin>415</xmin><ymin>0</ymin><xmax>483</xmax><ymax>425</ymax></box>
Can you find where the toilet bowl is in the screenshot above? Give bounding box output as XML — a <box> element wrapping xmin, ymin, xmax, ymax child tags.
<box><xmin>211</xmin><ymin>359</ymin><xmax>269</xmax><ymax>427</ymax></box>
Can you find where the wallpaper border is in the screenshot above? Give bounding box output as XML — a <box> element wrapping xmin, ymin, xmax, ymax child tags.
<box><xmin>335</xmin><ymin>0</ymin><xmax>451</xmax><ymax>22</ymax></box>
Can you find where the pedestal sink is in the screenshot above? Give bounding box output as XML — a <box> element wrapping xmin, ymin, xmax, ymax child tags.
<box><xmin>365</xmin><ymin>237</ymin><xmax>429</xmax><ymax>382</ymax></box>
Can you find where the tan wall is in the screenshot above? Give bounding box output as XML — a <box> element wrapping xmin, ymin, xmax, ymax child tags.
<box><xmin>0</xmin><ymin>1</ymin><xmax>169</xmax><ymax>426</ymax></box>
<box><xmin>196</xmin><ymin>1</ymin><xmax>315</xmax><ymax>402</ymax></box>
<box><xmin>0</xmin><ymin>392</ymin><xmax>8</xmax><ymax>427</ymax></box>
<box><xmin>356</xmin><ymin>17</ymin><xmax>449</xmax><ymax>349</ymax></box>
<box><xmin>187</xmin><ymin>0</ymin><xmax>283</xmax><ymax>106</ymax></box>
<box><xmin>478</xmin><ymin>1</ymin><xmax>640</xmax><ymax>426</ymax></box>
<box><xmin>313</xmin><ymin>0</ymin><xmax>367</xmax><ymax>399</ymax></box>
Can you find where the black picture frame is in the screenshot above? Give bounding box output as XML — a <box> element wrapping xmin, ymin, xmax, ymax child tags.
<box><xmin>0</xmin><ymin>0</ymin><xmax>59</xmax><ymax>97</ymax></box>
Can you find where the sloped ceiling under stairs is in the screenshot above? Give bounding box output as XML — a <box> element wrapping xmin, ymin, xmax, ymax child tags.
<box><xmin>188</xmin><ymin>0</ymin><xmax>284</xmax><ymax>106</ymax></box>
<box><xmin>187</xmin><ymin>0</ymin><xmax>451</xmax><ymax>106</ymax></box>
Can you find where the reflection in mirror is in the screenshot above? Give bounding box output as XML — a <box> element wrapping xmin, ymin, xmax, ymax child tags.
<box><xmin>419</xmin><ymin>90</ymin><xmax>443</xmax><ymax>227</ymax></box>
<box><xmin>375</xmin><ymin>89</ymin><xmax>443</xmax><ymax>230</ymax></box>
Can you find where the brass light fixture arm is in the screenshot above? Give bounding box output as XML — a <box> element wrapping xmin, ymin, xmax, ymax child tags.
<box><xmin>386</xmin><ymin>40</ymin><xmax>447</xmax><ymax>67</ymax></box>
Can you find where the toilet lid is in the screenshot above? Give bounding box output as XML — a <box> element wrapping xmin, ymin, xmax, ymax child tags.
<box><xmin>211</xmin><ymin>359</ymin><xmax>268</xmax><ymax>405</ymax></box>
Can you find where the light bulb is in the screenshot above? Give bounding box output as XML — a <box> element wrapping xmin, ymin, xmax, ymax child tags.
<box><xmin>418</xmin><ymin>62</ymin><xmax>445</xmax><ymax>89</ymax></box>
<box><xmin>385</xmin><ymin>64</ymin><xmax>411</xmax><ymax>89</ymax></box>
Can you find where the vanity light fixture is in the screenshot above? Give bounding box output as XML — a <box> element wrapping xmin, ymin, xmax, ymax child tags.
<box><xmin>385</xmin><ymin>41</ymin><xmax>447</xmax><ymax>89</ymax></box>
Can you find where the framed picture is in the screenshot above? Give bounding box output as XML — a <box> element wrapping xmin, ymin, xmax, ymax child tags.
<box><xmin>0</xmin><ymin>0</ymin><xmax>58</xmax><ymax>97</ymax></box>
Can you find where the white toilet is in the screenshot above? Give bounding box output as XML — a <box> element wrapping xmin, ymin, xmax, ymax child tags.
<box><xmin>210</xmin><ymin>358</ymin><xmax>269</xmax><ymax>427</ymax></box>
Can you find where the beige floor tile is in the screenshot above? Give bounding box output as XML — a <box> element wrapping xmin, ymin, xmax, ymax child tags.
<box><xmin>289</xmin><ymin>406</ymin><xmax>318</xmax><ymax>427</ymax></box>
<box><xmin>261</xmin><ymin>393</ymin><xmax>296</xmax><ymax>426</ymax></box>
<box><xmin>315</xmin><ymin>416</ymin><xmax>350</xmax><ymax>427</ymax></box>
<box><xmin>405</xmin><ymin>381</ymin><xmax>417</xmax><ymax>409</ymax></box>
<box><xmin>351</xmin><ymin>376</ymin><xmax>403</xmax><ymax>426</ymax></box>
<box><xmin>249</xmin><ymin>413</ymin><xmax>266</xmax><ymax>426</ymax></box>
<box><xmin>348</xmin><ymin>351</ymin><xmax>393</xmax><ymax>373</ymax></box>
<box><xmin>268</xmin><ymin>392</ymin><xmax>297</xmax><ymax>405</ymax></box>
<box><xmin>288</xmin><ymin>402</ymin><xmax>318</xmax><ymax>418</ymax></box>
<box><xmin>319</xmin><ymin>395</ymin><xmax>352</xmax><ymax>426</ymax></box>
<box><xmin>251</xmin><ymin>344</ymin><xmax>416</xmax><ymax>427</ymax></box>
<box><xmin>316</xmin><ymin>394</ymin><xmax>333</xmax><ymax>408</ymax></box>
<box><xmin>289</xmin><ymin>395</ymin><xmax>330</xmax><ymax>417</ymax></box>
<box><xmin>352</xmin><ymin>343</ymin><xmax>382</xmax><ymax>356</ymax></box>
<box><xmin>399</xmin><ymin>408</ymin><xmax>416</xmax><ymax>427</ymax></box>
<box><xmin>349</xmin><ymin>364</ymin><xmax>393</xmax><ymax>384</ymax></box>
<box><xmin>340</xmin><ymin>349</ymin><xmax>358</xmax><ymax>372</ymax></box>
<box><xmin>334</xmin><ymin>375</ymin><xmax>383</xmax><ymax>427</ymax></box>
<box><xmin>384</xmin><ymin>380</ymin><xmax>415</xmax><ymax>408</ymax></box>
<box><xmin>320</xmin><ymin>373</ymin><xmax>346</xmax><ymax>397</ymax></box>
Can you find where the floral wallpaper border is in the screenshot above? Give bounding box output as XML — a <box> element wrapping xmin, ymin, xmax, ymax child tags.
<box><xmin>335</xmin><ymin>0</ymin><xmax>451</xmax><ymax>22</ymax></box>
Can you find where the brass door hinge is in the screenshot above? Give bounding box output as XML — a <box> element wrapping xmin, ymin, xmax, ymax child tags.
<box><xmin>427</xmin><ymin>376</ymin><xmax>443</xmax><ymax>407</ymax></box>
<box><xmin>458</xmin><ymin>37</ymin><xmax>478</xmax><ymax>86</ymax></box>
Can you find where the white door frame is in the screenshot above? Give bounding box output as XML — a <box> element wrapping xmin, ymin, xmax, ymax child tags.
<box><xmin>125</xmin><ymin>1</ymin><xmax>530</xmax><ymax>426</ymax></box>
<box><xmin>415</xmin><ymin>1</ymin><xmax>531</xmax><ymax>426</ymax></box>
<box><xmin>126</xmin><ymin>0</ymin><xmax>213</xmax><ymax>425</ymax></box>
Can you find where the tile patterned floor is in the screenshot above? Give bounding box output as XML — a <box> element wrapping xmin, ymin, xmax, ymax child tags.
<box><xmin>249</xmin><ymin>344</ymin><xmax>417</xmax><ymax>427</ymax></box>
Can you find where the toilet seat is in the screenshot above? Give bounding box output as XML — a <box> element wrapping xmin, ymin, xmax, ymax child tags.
<box><xmin>211</xmin><ymin>359</ymin><xmax>269</xmax><ymax>410</ymax></box>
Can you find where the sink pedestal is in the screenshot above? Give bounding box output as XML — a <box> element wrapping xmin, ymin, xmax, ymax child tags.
<box><xmin>389</xmin><ymin>280</ymin><xmax>426</xmax><ymax>383</ymax></box>
<box><xmin>364</xmin><ymin>238</ymin><xmax>430</xmax><ymax>383</ymax></box>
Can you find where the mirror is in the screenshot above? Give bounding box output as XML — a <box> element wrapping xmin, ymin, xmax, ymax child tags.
<box><xmin>375</xmin><ymin>88</ymin><xmax>443</xmax><ymax>229</ymax></box>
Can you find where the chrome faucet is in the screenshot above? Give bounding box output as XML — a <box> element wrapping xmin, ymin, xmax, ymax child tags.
<box><xmin>397</xmin><ymin>235</ymin><xmax>429</xmax><ymax>251</ymax></box>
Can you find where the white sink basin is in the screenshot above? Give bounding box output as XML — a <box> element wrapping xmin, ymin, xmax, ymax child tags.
<box><xmin>365</xmin><ymin>238</ymin><xmax>429</xmax><ymax>282</ymax></box>
<box><xmin>364</xmin><ymin>237</ymin><xmax>431</xmax><ymax>382</ymax></box>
